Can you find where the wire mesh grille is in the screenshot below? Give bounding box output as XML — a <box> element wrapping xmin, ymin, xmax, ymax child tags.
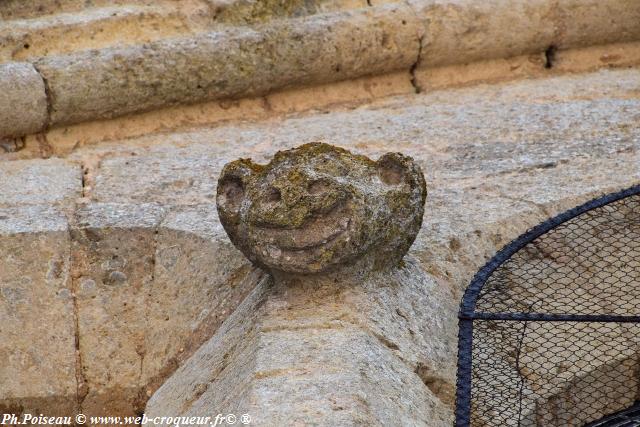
<box><xmin>456</xmin><ymin>185</ymin><xmax>640</xmax><ymax>427</ymax></box>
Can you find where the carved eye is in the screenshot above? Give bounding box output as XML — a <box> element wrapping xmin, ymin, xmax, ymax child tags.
<box><xmin>219</xmin><ymin>177</ymin><xmax>244</xmax><ymax>211</ymax></box>
<box><xmin>308</xmin><ymin>180</ymin><xmax>330</xmax><ymax>195</ymax></box>
<box><xmin>265</xmin><ymin>186</ymin><xmax>281</xmax><ymax>203</ymax></box>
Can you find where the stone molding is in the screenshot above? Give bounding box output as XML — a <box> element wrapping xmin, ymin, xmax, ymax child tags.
<box><xmin>0</xmin><ymin>0</ymin><xmax>639</xmax><ymax>139</ymax></box>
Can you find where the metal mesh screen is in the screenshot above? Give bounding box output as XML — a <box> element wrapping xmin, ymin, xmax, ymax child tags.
<box><xmin>456</xmin><ymin>185</ymin><xmax>640</xmax><ymax>427</ymax></box>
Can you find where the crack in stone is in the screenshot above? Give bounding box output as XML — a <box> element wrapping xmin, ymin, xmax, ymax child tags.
<box><xmin>139</xmin><ymin>212</ymin><xmax>168</xmax><ymax>393</ymax></box>
<box><xmin>31</xmin><ymin>62</ymin><xmax>53</xmax><ymax>130</ymax></box>
<box><xmin>78</xmin><ymin>155</ymin><xmax>104</xmax><ymax>200</ymax></box>
<box><xmin>67</xmin><ymin>218</ymin><xmax>89</xmax><ymax>414</ymax></box>
<box><xmin>35</xmin><ymin>133</ymin><xmax>53</xmax><ymax>159</ymax></box>
<box><xmin>261</xmin><ymin>96</ymin><xmax>272</xmax><ymax>112</ymax></box>
<box><xmin>80</xmin><ymin>163</ymin><xmax>88</xmax><ymax>199</ymax></box>
<box><xmin>71</xmin><ymin>284</ymin><xmax>88</xmax><ymax>413</ymax></box>
<box><xmin>544</xmin><ymin>45</ymin><xmax>558</xmax><ymax>69</ymax></box>
<box><xmin>136</xmin><ymin>207</ymin><xmax>172</xmax><ymax>405</ymax></box>
<box><xmin>0</xmin><ymin>137</ymin><xmax>25</xmax><ymax>153</ymax></box>
<box><xmin>410</xmin><ymin>35</ymin><xmax>424</xmax><ymax>94</ymax></box>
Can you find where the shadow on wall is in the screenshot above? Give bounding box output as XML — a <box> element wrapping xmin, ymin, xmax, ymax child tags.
<box><xmin>0</xmin><ymin>216</ymin><xmax>263</xmax><ymax>419</ymax></box>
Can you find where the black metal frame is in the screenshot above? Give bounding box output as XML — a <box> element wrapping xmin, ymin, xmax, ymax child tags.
<box><xmin>455</xmin><ymin>184</ymin><xmax>640</xmax><ymax>427</ymax></box>
<box><xmin>584</xmin><ymin>401</ymin><xmax>640</xmax><ymax>427</ymax></box>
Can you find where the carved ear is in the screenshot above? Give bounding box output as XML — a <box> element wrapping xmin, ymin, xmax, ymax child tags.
<box><xmin>377</xmin><ymin>153</ymin><xmax>407</xmax><ymax>185</ymax></box>
<box><xmin>376</xmin><ymin>152</ymin><xmax>419</xmax><ymax>184</ymax></box>
<box><xmin>216</xmin><ymin>159</ymin><xmax>256</xmax><ymax>219</ymax></box>
<box><xmin>377</xmin><ymin>152</ymin><xmax>427</xmax><ymax>201</ymax></box>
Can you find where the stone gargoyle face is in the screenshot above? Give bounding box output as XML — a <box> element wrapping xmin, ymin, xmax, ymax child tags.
<box><xmin>216</xmin><ymin>143</ymin><xmax>426</xmax><ymax>275</ymax></box>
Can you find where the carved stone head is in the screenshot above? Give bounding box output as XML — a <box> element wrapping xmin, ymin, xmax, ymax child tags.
<box><xmin>216</xmin><ymin>143</ymin><xmax>426</xmax><ymax>275</ymax></box>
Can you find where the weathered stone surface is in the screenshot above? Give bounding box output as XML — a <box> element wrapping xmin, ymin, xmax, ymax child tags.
<box><xmin>2</xmin><ymin>64</ymin><xmax>639</xmax><ymax>422</ymax></box>
<box><xmin>409</xmin><ymin>0</ymin><xmax>640</xmax><ymax>69</ymax></box>
<box><xmin>518</xmin><ymin>323</ymin><xmax>638</xmax><ymax>426</ymax></box>
<box><xmin>0</xmin><ymin>0</ymin><xmax>85</xmax><ymax>20</ymax></box>
<box><xmin>0</xmin><ymin>5</ymin><xmax>208</xmax><ymax>62</ymax></box>
<box><xmin>555</xmin><ymin>0</ymin><xmax>640</xmax><ymax>49</ymax></box>
<box><xmin>413</xmin><ymin>187</ymin><xmax>549</xmax><ymax>296</ymax></box>
<box><xmin>471</xmin><ymin>321</ymin><xmax>639</xmax><ymax>426</ymax></box>
<box><xmin>61</xmin><ymin>202</ymin><xmax>265</xmax><ymax>417</ymax></box>
<box><xmin>146</xmin><ymin>263</ymin><xmax>456</xmax><ymax>426</ymax></box>
<box><xmin>0</xmin><ymin>0</ymin><xmax>637</xmax><ymax>140</ymax></box>
<box><xmin>0</xmin><ymin>205</ymin><xmax>76</xmax><ymax>416</ymax></box>
<box><xmin>36</xmin><ymin>4</ymin><xmax>420</xmax><ymax>126</ymax></box>
<box><xmin>0</xmin><ymin>204</ymin><xmax>69</xmax><ymax>235</ymax></box>
<box><xmin>144</xmin><ymin>276</ymin><xmax>272</xmax><ymax>420</ymax></box>
<box><xmin>478</xmin><ymin>156</ymin><xmax>640</xmax><ymax>218</ymax></box>
<box><xmin>208</xmin><ymin>0</ymin><xmax>367</xmax><ymax>25</ymax></box>
<box><xmin>0</xmin><ymin>158</ymin><xmax>81</xmax><ymax>207</ymax></box>
<box><xmin>0</xmin><ymin>62</ymin><xmax>47</xmax><ymax>138</ymax></box>
<box><xmin>470</xmin><ymin>188</ymin><xmax>640</xmax><ymax>424</ymax></box>
<box><xmin>149</xmin><ymin>141</ymin><xmax>454</xmax><ymax>425</ymax></box>
<box><xmin>410</xmin><ymin>0</ymin><xmax>555</xmax><ymax>68</ymax></box>
<box><xmin>143</xmin><ymin>205</ymin><xmax>264</xmax><ymax>394</ymax></box>
<box><xmin>217</xmin><ymin>143</ymin><xmax>426</xmax><ymax>274</ymax></box>
<box><xmin>71</xmin><ymin>203</ymin><xmax>166</xmax><ymax>417</ymax></box>
<box><xmin>91</xmin><ymin>153</ymin><xmax>223</xmax><ymax>205</ymax></box>
<box><xmin>0</xmin><ymin>201</ymin><xmax>268</xmax><ymax>418</ymax></box>
<box><xmin>78</xmin><ymin>70</ymin><xmax>639</xmax><ymax>190</ymax></box>
<box><xmin>142</xmin><ymin>68</ymin><xmax>639</xmax><ymax>425</ymax></box>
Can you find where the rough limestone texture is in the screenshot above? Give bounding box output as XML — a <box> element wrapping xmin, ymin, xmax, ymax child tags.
<box><xmin>1</xmin><ymin>0</ymin><xmax>640</xmax><ymax>140</ymax></box>
<box><xmin>143</xmin><ymin>69</ymin><xmax>638</xmax><ymax>425</ymax></box>
<box><xmin>0</xmin><ymin>158</ymin><xmax>81</xmax><ymax>207</ymax></box>
<box><xmin>0</xmin><ymin>5</ymin><xmax>207</xmax><ymax>63</ymax></box>
<box><xmin>35</xmin><ymin>4</ymin><xmax>420</xmax><ymax>126</ymax></box>
<box><xmin>0</xmin><ymin>206</ymin><xmax>76</xmax><ymax>416</ymax></box>
<box><xmin>71</xmin><ymin>203</ymin><xmax>167</xmax><ymax>417</ymax></box>
<box><xmin>67</xmin><ymin>202</ymin><xmax>260</xmax><ymax>417</ymax></box>
<box><xmin>519</xmin><ymin>323</ymin><xmax>638</xmax><ymax>425</ymax></box>
<box><xmin>410</xmin><ymin>0</ymin><xmax>640</xmax><ymax>68</ymax></box>
<box><xmin>146</xmin><ymin>261</ymin><xmax>458</xmax><ymax>426</ymax></box>
<box><xmin>143</xmin><ymin>205</ymin><xmax>264</xmax><ymax>393</ymax></box>
<box><xmin>14</xmin><ymin>201</ymin><xmax>265</xmax><ymax>419</ymax></box>
<box><xmin>208</xmin><ymin>0</ymin><xmax>368</xmax><ymax>25</ymax></box>
<box><xmin>217</xmin><ymin>142</ymin><xmax>426</xmax><ymax>274</ymax></box>
<box><xmin>146</xmin><ymin>143</ymin><xmax>454</xmax><ymax>426</ymax></box>
<box><xmin>0</xmin><ymin>62</ymin><xmax>47</xmax><ymax>138</ymax></box>
<box><xmin>145</xmin><ymin>143</ymin><xmax>458</xmax><ymax>425</ymax></box>
<box><xmin>1</xmin><ymin>68</ymin><xmax>639</xmax><ymax>422</ymax></box>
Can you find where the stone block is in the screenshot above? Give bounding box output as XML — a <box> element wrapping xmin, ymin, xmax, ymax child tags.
<box><xmin>0</xmin><ymin>205</ymin><xmax>76</xmax><ymax>416</ymax></box>
<box><xmin>146</xmin><ymin>262</ymin><xmax>457</xmax><ymax>425</ymax></box>
<box><xmin>0</xmin><ymin>62</ymin><xmax>47</xmax><ymax>139</ymax></box>
<box><xmin>0</xmin><ymin>0</ymin><xmax>84</xmax><ymax>20</ymax></box>
<box><xmin>92</xmin><ymin>154</ymin><xmax>222</xmax><ymax>205</ymax></box>
<box><xmin>71</xmin><ymin>203</ymin><xmax>165</xmax><ymax>417</ymax></box>
<box><xmin>0</xmin><ymin>158</ymin><xmax>81</xmax><ymax>207</ymax></box>
<box><xmin>36</xmin><ymin>4</ymin><xmax>420</xmax><ymax>126</ymax></box>
<box><xmin>145</xmin><ymin>276</ymin><xmax>274</xmax><ymax>418</ymax></box>
<box><xmin>555</xmin><ymin>0</ymin><xmax>640</xmax><ymax>49</ymax></box>
<box><xmin>409</xmin><ymin>0</ymin><xmax>556</xmax><ymax>68</ymax></box>
<box><xmin>409</xmin><ymin>0</ymin><xmax>640</xmax><ymax>69</ymax></box>
<box><xmin>143</xmin><ymin>205</ymin><xmax>263</xmax><ymax>394</ymax></box>
<box><xmin>519</xmin><ymin>323</ymin><xmax>638</xmax><ymax>426</ymax></box>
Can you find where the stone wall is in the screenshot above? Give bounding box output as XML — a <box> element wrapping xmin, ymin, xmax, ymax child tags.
<box><xmin>0</xmin><ymin>1</ymin><xmax>639</xmax><ymax>424</ymax></box>
<box><xmin>0</xmin><ymin>0</ymin><xmax>639</xmax><ymax>143</ymax></box>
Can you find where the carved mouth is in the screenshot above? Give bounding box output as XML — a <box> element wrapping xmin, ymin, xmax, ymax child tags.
<box><xmin>256</xmin><ymin>204</ymin><xmax>351</xmax><ymax>251</ymax></box>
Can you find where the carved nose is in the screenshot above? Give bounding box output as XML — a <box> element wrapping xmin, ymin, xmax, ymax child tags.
<box><xmin>264</xmin><ymin>176</ymin><xmax>334</xmax><ymax>205</ymax></box>
<box><xmin>251</xmin><ymin>178</ymin><xmax>343</xmax><ymax>228</ymax></box>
